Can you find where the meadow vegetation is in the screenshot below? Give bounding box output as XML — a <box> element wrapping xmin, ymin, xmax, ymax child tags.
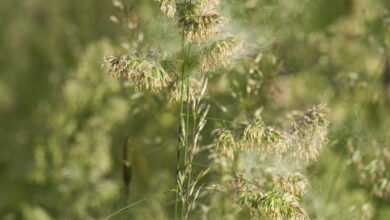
<box><xmin>0</xmin><ymin>0</ymin><xmax>389</xmax><ymax>219</ymax></box>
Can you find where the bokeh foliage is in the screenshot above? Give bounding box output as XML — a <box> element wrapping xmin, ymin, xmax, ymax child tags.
<box><xmin>0</xmin><ymin>0</ymin><xmax>389</xmax><ymax>219</ymax></box>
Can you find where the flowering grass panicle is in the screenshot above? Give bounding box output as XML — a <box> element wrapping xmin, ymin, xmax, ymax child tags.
<box><xmin>240</xmin><ymin>118</ymin><xmax>289</xmax><ymax>156</ymax></box>
<box><xmin>272</xmin><ymin>173</ymin><xmax>308</xmax><ymax>197</ymax></box>
<box><xmin>214</xmin><ymin>105</ymin><xmax>329</xmax><ymax>163</ymax></box>
<box><xmin>234</xmin><ymin>176</ymin><xmax>308</xmax><ymax>220</ymax></box>
<box><xmin>213</xmin><ymin>129</ymin><xmax>237</xmax><ymax>163</ymax></box>
<box><xmin>211</xmin><ymin>104</ymin><xmax>330</xmax><ymax>167</ymax></box>
<box><xmin>176</xmin><ymin>1</ymin><xmax>223</xmax><ymax>42</ymax></box>
<box><xmin>157</xmin><ymin>0</ymin><xmax>177</xmax><ymax>18</ymax></box>
<box><xmin>350</xmin><ymin>203</ymin><xmax>375</xmax><ymax>220</ymax></box>
<box><xmin>210</xmin><ymin>104</ymin><xmax>329</xmax><ymax>219</ymax></box>
<box><xmin>348</xmin><ymin>144</ymin><xmax>390</xmax><ymax>200</ymax></box>
<box><xmin>257</xmin><ymin>191</ymin><xmax>308</xmax><ymax>220</ymax></box>
<box><xmin>201</xmin><ymin>37</ymin><xmax>242</xmax><ymax>71</ymax></box>
<box><xmin>169</xmin><ymin>77</ymin><xmax>207</xmax><ymax>103</ymax></box>
<box><xmin>288</xmin><ymin>104</ymin><xmax>329</xmax><ymax>162</ymax></box>
<box><xmin>103</xmin><ymin>55</ymin><xmax>172</xmax><ymax>93</ymax></box>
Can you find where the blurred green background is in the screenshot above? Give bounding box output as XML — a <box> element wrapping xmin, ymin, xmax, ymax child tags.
<box><xmin>0</xmin><ymin>0</ymin><xmax>389</xmax><ymax>219</ymax></box>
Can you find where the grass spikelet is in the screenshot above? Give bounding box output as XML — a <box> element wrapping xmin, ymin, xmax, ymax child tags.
<box><xmin>214</xmin><ymin>129</ymin><xmax>236</xmax><ymax>162</ymax></box>
<box><xmin>169</xmin><ymin>77</ymin><xmax>207</xmax><ymax>103</ymax></box>
<box><xmin>257</xmin><ymin>191</ymin><xmax>308</xmax><ymax>220</ymax></box>
<box><xmin>212</xmin><ymin>104</ymin><xmax>329</xmax><ymax>162</ymax></box>
<box><xmin>157</xmin><ymin>0</ymin><xmax>177</xmax><ymax>18</ymax></box>
<box><xmin>234</xmin><ymin>175</ymin><xmax>308</xmax><ymax>220</ymax></box>
<box><xmin>240</xmin><ymin>120</ymin><xmax>289</xmax><ymax>156</ymax></box>
<box><xmin>348</xmin><ymin>144</ymin><xmax>390</xmax><ymax>200</ymax></box>
<box><xmin>288</xmin><ymin>104</ymin><xmax>329</xmax><ymax>162</ymax></box>
<box><xmin>272</xmin><ymin>173</ymin><xmax>308</xmax><ymax>197</ymax></box>
<box><xmin>177</xmin><ymin>1</ymin><xmax>223</xmax><ymax>42</ymax></box>
<box><xmin>103</xmin><ymin>55</ymin><xmax>172</xmax><ymax>93</ymax></box>
<box><xmin>210</xmin><ymin>104</ymin><xmax>330</xmax><ymax>219</ymax></box>
<box><xmin>201</xmin><ymin>37</ymin><xmax>241</xmax><ymax>71</ymax></box>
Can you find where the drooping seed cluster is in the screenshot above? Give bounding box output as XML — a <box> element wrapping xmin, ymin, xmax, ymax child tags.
<box><xmin>213</xmin><ymin>129</ymin><xmax>236</xmax><ymax>165</ymax></box>
<box><xmin>174</xmin><ymin>1</ymin><xmax>223</xmax><ymax>42</ymax></box>
<box><xmin>234</xmin><ymin>175</ymin><xmax>309</xmax><ymax>220</ymax></box>
<box><xmin>201</xmin><ymin>37</ymin><xmax>242</xmax><ymax>71</ymax></box>
<box><xmin>272</xmin><ymin>173</ymin><xmax>308</xmax><ymax>197</ymax></box>
<box><xmin>157</xmin><ymin>0</ymin><xmax>177</xmax><ymax>18</ymax></box>
<box><xmin>156</xmin><ymin>0</ymin><xmax>225</xmax><ymax>42</ymax></box>
<box><xmin>211</xmin><ymin>104</ymin><xmax>329</xmax><ymax>219</ymax></box>
<box><xmin>213</xmin><ymin>120</ymin><xmax>288</xmax><ymax>163</ymax></box>
<box><xmin>105</xmin><ymin>0</ymin><xmax>240</xmax><ymax>101</ymax></box>
<box><xmin>350</xmin><ymin>203</ymin><xmax>375</xmax><ymax>220</ymax></box>
<box><xmin>214</xmin><ymin>104</ymin><xmax>329</xmax><ymax>163</ymax></box>
<box><xmin>288</xmin><ymin>104</ymin><xmax>329</xmax><ymax>162</ymax></box>
<box><xmin>232</xmin><ymin>174</ymin><xmax>310</xmax><ymax>220</ymax></box>
<box><xmin>348</xmin><ymin>144</ymin><xmax>390</xmax><ymax>200</ymax></box>
<box><xmin>242</xmin><ymin>120</ymin><xmax>289</xmax><ymax>156</ymax></box>
<box><xmin>103</xmin><ymin>55</ymin><xmax>172</xmax><ymax>92</ymax></box>
<box><xmin>181</xmin><ymin>13</ymin><xmax>223</xmax><ymax>42</ymax></box>
<box><xmin>257</xmin><ymin>191</ymin><xmax>308</xmax><ymax>220</ymax></box>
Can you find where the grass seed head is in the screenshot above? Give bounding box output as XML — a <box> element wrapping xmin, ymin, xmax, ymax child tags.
<box><xmin>272</xmin><ymin>173</ymin><xmax>308</xmax><ymax>197</ymax></box>
<box><xmin>240</xmin><ymin>117</ymin><xmax>289</xmax><ymax>156</ymax></box>
<box><xmin>177</xmin><ymin>1</ymin><xmax>223</xmax><ymax>42</ymax></box>
<box><xmin>201</xmin><ymin>37</ymin><xmax>242</xmax><ymax>71</ymax></box>
<box><xmin>103</xmin><ymin>55</ymin><xmax>172</xmax><ymax>93</ymax></box>
<box><xmin>288</xmin><ymin>104</ymin><xmax>329</xmax><ymax>162</ymax></box>
<box><xmin>158</xmin><ymin>0</ymin><xmax>177</xmax><ymax>18</ymax></box>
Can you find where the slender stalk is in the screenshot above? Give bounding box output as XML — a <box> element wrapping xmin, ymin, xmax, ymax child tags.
<box><xmin>184</xmin><ymin>44</ymin><xmax>192</xmax><ymax>220</ymax></box>
<box><xmin>174</xmin><ymin>28</ymin><xmax>185</xmax><ymax>220</ymax></box>
<box><xmin>176</xmin><ymin>1</ymin><xmax>189</xmax><ymax>218</ymax></box>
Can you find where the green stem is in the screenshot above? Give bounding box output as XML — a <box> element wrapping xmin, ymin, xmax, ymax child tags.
<box><xmin>176</xmin><ymin>1</ymin><xmax>189</xmax><ymax>218</ymax></box>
